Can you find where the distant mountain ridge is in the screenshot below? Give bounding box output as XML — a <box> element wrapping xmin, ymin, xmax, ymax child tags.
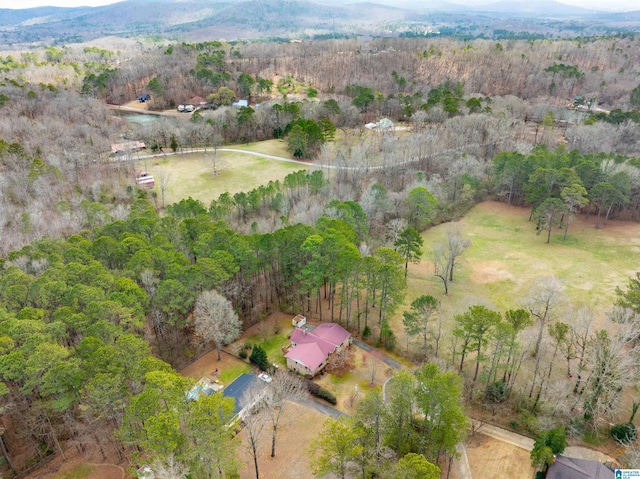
<box><xmin>0</xmin><ymin>0</ymin><xmax>638</xmax><ymax>46</ymax></box>
<box><xmin>469</xmin><ymin>0</ymin><xmax>597</xmax><ymax>15</ymax></box>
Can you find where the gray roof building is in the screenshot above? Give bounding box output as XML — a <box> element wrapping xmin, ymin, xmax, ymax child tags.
<box><xmin>546</xmin><ymin>454</ymin><xmax>614</xmax><ymax>479</ymax></box>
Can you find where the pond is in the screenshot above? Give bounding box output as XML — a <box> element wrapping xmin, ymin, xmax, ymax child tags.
<box><xmin>112</xmin><ymin>110</ymin><xmax>162</xmax><ymax>127</ymax></box>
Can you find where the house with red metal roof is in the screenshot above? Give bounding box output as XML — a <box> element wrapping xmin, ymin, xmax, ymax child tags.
<box><xmin>285</xmin><ymin>322</ymin><xmax>351</xmax><ymax>377</ymax></box>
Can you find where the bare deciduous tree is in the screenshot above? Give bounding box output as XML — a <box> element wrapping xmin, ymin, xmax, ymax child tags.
<box><xmin>433</xmin><ymin>224</ymin><xmax>471</xmax><ymax>294</ymax></box>
<box><xmin>148</xmin><ymin>454</ymin><xmax>190</xmax><ymax>479</ymax></box>
<box><xmin>194</xmin><ymin>289</ymin><xmax>242</xmax><ymax>361</ymax></box>
<box><xmin>157</xmin><ymin>173</ymin><xmax>172</xmax><ymax>209</ymax></box>
<box><xmin>578</xmin><ymin>325</ymin><xmax>640</xmax><ymax>429</ymax></box>
<box><xmin>262</xmin><ymin>370</ymin><xmax>309</xmax><ymax>457</ymax></box>
<box><xmin>525</xmin><ymin>276</ymin><xmax>565</xmax><ymax>358</ymax></box>
<box><xmin>241</xmin><ymin>385</ymin><xmax>269</xmax><ymax>479</ymax></box>
<box><xmin>325</xmin><ymin>348</ymin><xmax>355</xmax><ymax>378</ymax></box>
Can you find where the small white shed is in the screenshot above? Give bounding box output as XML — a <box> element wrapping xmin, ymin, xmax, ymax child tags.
<box><xmin>292</xmin><ymin>314</ymin><xmax>307</xmax><ymax>327</ymax></box>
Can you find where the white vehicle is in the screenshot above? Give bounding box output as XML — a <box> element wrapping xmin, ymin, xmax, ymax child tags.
<box><xmin>258</xmin><ymin>373</ymin><xmax>272</xmax><ymax>383</ymax></box>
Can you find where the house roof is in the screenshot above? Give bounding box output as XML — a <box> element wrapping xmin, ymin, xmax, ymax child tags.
<box><xmin>111</xmin><ymin>140</ymin><xmax>146</xmax><ymax>154</ymax></box>
<box><xmin>546</xmin><ymin>455</ymin><xmax>614</xmax><ymax>479</ymax></box>
<box><xmin>287</xmin><ymin>323</ymin><xmax>350</xmax><ymax>372</ymax></box>
<box><xmin>285</xmin><ymin>342</ymin><xmax>328</xmax><ymax>371</ymax></box>
<box><xmin>313</xmin><ymin>323</ymin><xmax>351</xmax><ymax>346</ymax></box>
<box><xmin>223</xmin><ymin>373</ymin><xmax>260</xmax><ymax>414</ymax></box>
<box><xmin>290</xmin><ymin>328</ymin><xmax>335</xmax><ymax>356</ymax></box>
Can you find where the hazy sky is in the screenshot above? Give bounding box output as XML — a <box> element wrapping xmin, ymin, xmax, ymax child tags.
<box><xmin>0</xmin><ymin>0</ymin><xmax>636</xmax><ymax>11</ymax></box>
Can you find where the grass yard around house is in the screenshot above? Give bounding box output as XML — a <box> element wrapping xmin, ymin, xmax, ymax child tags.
<box><xmin>233</xmin><ymin>312</ymin><xmax>298</xmax><ymax>368</ymax></box>
<box><xmin>219</xmin><ymin>362</ymin><xmax>252</xmax><ymax>384</ymax></box>
<box><xmin>180</xmin><ymin>348</ymin><xmax>251</xmax><ymax>386</ymax></box>
<box><xmin>136</xmin><ymin>142</ymin><xmax>304</xmax><ymax>207</ymax></box>
<box><xmin>314</xmin><ymin>345</ymin><xmax>393</xmax><ymax>414</ymax></box>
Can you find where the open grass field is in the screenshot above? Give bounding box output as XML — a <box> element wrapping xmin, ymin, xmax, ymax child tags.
<box><xmin>395</xmin><ymin>200</ymin><xmax>640</xmax><ymax>337</ymax></box>
<box><xmin>137</xmin><ymin>140</ymin><xmax>304</xmax><ymax>207</ymax></box>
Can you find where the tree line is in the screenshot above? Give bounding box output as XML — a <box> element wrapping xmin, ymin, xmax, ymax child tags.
<box><xmin>493</xmin><ymin>145</ymin><xmax>640</xmax><ymax>235</ymax></box>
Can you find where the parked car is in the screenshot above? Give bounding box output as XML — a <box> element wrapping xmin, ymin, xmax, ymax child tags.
<box><xmin>258</xmin><ymin>373</ymin><xmax>272</xmax><ymax>383</ymax></box>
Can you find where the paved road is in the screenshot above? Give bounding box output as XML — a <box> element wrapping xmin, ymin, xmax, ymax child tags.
<box><xmin>456</xmin><ymin>443</ymin><xmax>473</xmax><ymax>479</ymax></box>
<box><xmin>115</xmin><ymin>142</ymin><xmax>485</xmax><ymax>172</ymax></box>
<box><xmin>294</xmin><ymin>397</ymin><xmax>347</xmax><ymax>419</ymax></box>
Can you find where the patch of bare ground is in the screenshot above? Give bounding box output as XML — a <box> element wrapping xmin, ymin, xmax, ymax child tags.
<box><xmin>468</xmin><ymin>260</ymin><xmax>515</xmax><ymax>284</ymax></box>
<box><xmin>236</xmin><ymin>402</ymin><xmax>324</xmax><ymax>479</ymax></box>
<box><xmin>121</xmin><ymin>100</ymin><xmax>148</xmax><ymax>110</ymax></box>
<box><xmin>26</xmin><ymin>444</ymin><xmax>129</xmax><ymax>479</ymax></box>
<box><xmin>240</xmin><ymin>311</ymin><xmax>295</xmax><ymax>340</ymax></box>
<box><xmin>465</xmin><ymin>434</ymin><xmax>535</xmax><ymax>479</ymax></box>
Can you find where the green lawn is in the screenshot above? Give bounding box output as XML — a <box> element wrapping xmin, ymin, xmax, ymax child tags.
<box><xmin>399</xmin><ymin>200</ymin><xmax>640</xmax><ymax>329</ymax></box>
<box><xmin>219</xmin><ymin>362</ymin><xmax>252</xmax><ymax>384</ymax></box>
<box><xmin>244</xmin><ymin>331</ymin><xmax>292</xmax><ymax>367</ymax></box>
<box><xmin>137</xmin><ymin>141</ymin><xmax>304</xmax><ymax>207</ymax></box>
<box><xmin>51</xmin><ymin>465</ymin><xmax>94</xmax><ymax>479</ymax></box>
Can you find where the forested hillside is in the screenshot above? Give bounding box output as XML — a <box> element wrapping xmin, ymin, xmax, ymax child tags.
<box><xmin>2</xmin><ymin>32</ymin><xmax>640</xmax><ymax>477</ymax></box>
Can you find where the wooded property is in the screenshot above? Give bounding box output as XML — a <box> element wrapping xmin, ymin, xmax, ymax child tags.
<box><xmin>2</xmin><ymin>2</ymin><xmax>640</xmax><ymax>477</ymax></box>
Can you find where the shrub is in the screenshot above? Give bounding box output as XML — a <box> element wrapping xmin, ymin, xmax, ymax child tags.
<box><xmin>302</xmin><ymin>378</ymin><xmax>337</xmax><ymax>404</ymax></box>
<box><xmin>531</xmin><ymin>427</ymin><xmax>567</xmax><ymax>470</ymax></box>
<box><xmin>239</xmin><ymin>350</ymin><xmax>248</xmax><ymax>359</ymax></box>
<box><xmin>249</xmin><ymin>345</ymin><xmax>269</xmax><ymax>371</ymax></box>
<box><xmin>535</xmin><ymin>472</ymin><xmax>546</xmax><ymax>479</ymax></box>
<box><xmin>611</xmin><ymin>422</ymin><xmax>638</xmax><ymax>444</ymax></box>
<box><xmin>518</xmin><ymin>410</ymin><xmax>540</xmax><ymax>435</ymax></box>
<box><xmin>362</xmin><ymin>326</ymin><xmax>371</xmax><ymax>339</ymax></box>
<box><xmin>382</xmin><ymin>330</ymin><xmax>396</xmax><ymax>351</ymax></box>
<box><xmin>485</xmin><ymin>379</ymin><xmax>507</xmax><ymax>403</ymax></box>
<box><xmin>317</xmin><ymin>387</ymin><xmax>337</xmax><ymax>405</ymax></box>
<box><xmin>303</xmin><ymin>378</ymin><xmax>321</xmax><ymax>396</ymax></box>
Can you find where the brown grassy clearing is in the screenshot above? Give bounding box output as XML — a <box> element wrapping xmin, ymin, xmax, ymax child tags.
<box><xmin>236</xmin><ymin>402</ymin><xmax>325</xmax><ymax>479</ymax></box>
<box><xmin>466</xmin><ymin>434</ymin><xmax>535</xmax><ymax>479</ymax></box>
<box><xmin>26</xmin><ymin>450</ymin><xmax>127</xmax><ymax>479</ymax></box>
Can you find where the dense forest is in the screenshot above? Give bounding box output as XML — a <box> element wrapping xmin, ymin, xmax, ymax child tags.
<box><xmin>2</xmin><ymin>32</ymin><xmax>640</xmax><ymax>477</ymax></box>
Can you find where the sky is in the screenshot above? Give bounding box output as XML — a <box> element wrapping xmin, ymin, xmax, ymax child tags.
<box><xmin>0</xmin><ymin>0</ymin><xmax>636</xmax><ymax>11</ymax></box>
